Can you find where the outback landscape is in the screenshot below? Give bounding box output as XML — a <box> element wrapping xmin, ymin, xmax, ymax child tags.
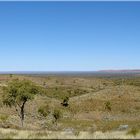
<box><xmin>0</xmin><ymin>71</ymin><xmax>140</xmax><ymax>139</ymax></box>
<box><xmin>0</xmin><ymin>0</ymin><xmax>140</xmax><ymax>139</ymax></box>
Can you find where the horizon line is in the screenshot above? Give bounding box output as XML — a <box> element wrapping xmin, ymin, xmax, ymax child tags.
<box><xmin>0</xmin><ymin>69</ymin><xmax>140</xmax><ymax>72</ymax></box>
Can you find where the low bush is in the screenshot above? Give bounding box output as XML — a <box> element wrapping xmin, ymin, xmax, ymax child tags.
<box><xmin>105</xmin><ymin>101</ymin><xmax>111</xmax><ymax>111</ymax></box>
<box><xmin>0</xmin><ymin>114</ymin><xmax>8</xmax><ymax>123</ymax></box>
<box><xmin>38</xmin><ymin>105</ymin><xmax>50</xmax><ymax>117</ymax></box>
<box><xmin>61</xmin><ymin>96</ymin><xmax>69</xmax><ymax>107</ymax></box>
<box><xmin>53</xmin><ymin>109</ymin><xmax>62</xmax><ymax>122</ymax></box>
<box><xmin>127</xmin><ymin>127</ymin><xmax>139</xmax><ymax>137</ymax></box>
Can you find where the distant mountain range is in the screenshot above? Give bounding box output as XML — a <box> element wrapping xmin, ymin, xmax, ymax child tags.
<box><xmin>98</xmin><ymin>69</ymin><xmax>140</xmax><ymax>73</ymax></box>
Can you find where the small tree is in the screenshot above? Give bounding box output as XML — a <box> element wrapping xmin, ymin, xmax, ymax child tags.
<box><xmin>61</xmin><ymin>96</ymin><xmax>69</xmax><ymax>107</ymax></box>
<box><xmin>53</xmin><ymin>109</ymin><xmax>62</xmax><ymax>124</ymax></box>
<box><xmin>2</xmin><ymin>79</ymin><xmax>39</xmax><ymax>127</ymax></box>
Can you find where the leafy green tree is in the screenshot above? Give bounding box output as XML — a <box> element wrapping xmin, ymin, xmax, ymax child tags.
<box><xmin>2</xmin><ymin>79</ymin><xmax>39</xmax><ymax>127</ymax></box>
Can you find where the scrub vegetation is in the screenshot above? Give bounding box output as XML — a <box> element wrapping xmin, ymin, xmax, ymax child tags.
<box><xmin>0</xmin><ymin>73</ymin><xmax>140</xmax><ymax>139</ymax></box>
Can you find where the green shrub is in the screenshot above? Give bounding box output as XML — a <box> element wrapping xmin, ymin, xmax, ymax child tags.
<box><xmin>38</xmin><ymin>105</ymin><xmax>50</xmax><ymax>117</ymax></box>
<box><xmin>0</xmin><ymin>114</ymin><xmax>8</xmax><ymax>123</ymax></box>
<box><xmin>105</xmin><ymin>101</ymin><xmax>111</xmax><ymax>111</ymax></box>
<box><xmin>53</xmin><ymin>109</ymin><xmax>62</xmax><ymax>122</ymax></box>
<box><xmin>74</xmin><ymin>130</ymin><xmax>80</xmax><ymax>136</ymax></box>
<box><xmin>127</xmin><ymin>127</ymin><xmax>139</xmax><ymax>137</ymax></box>
<box><xmin>61</xmin><ymin>96</ymin><xmax>69</xmax><ymax>107</ymax></box>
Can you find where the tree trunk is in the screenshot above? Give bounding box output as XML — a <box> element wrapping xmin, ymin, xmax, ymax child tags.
<box><xmin>20</xmin><ymin>106</ymin><xmax>24</xmax><ymax>127</ymax></box>
<box><xmin>20</xmin><ymin>101</ymin><xmax>26</xmax><ymax>127</ymax></box>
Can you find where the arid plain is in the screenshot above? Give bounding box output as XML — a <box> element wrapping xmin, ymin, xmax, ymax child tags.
<box><xmin>0</xmin><ymin>72</ymin><xmax>140</xmax><ymax>139</ymax></box>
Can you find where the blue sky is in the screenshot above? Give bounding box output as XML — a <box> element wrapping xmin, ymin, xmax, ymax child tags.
<box><xmin>0</xmin><ymin>2</ymin><xmax>140</xmax><ymax>71</ymax></box>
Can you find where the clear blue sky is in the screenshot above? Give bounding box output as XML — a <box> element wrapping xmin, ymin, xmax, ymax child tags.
<box><xmin>0</xmin><ymin>1</ymin><xmax>140</xmax><ymax>71</ymax></box>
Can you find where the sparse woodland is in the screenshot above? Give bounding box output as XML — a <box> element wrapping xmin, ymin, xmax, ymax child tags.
<box><xmin>0</xmin><ymin>74</ymin><xmax>140</xmax><ymax>138</ymax></box>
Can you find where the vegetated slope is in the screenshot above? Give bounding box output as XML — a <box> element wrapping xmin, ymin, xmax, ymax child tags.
<box><xmin>0</xmin><ymin>74</ymin><xmax>140</xmax><ymax>139</ymax></box>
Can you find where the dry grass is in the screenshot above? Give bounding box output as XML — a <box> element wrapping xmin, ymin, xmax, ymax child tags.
<box><xmin>0</xmin><ymin>128</ymin><xmax>140</xmax><ymax>139</ymax></box>
<box><xmin>0</xmin><ymin>74</ymin><xmax>140</xmax><ymax>139</ymax></box>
